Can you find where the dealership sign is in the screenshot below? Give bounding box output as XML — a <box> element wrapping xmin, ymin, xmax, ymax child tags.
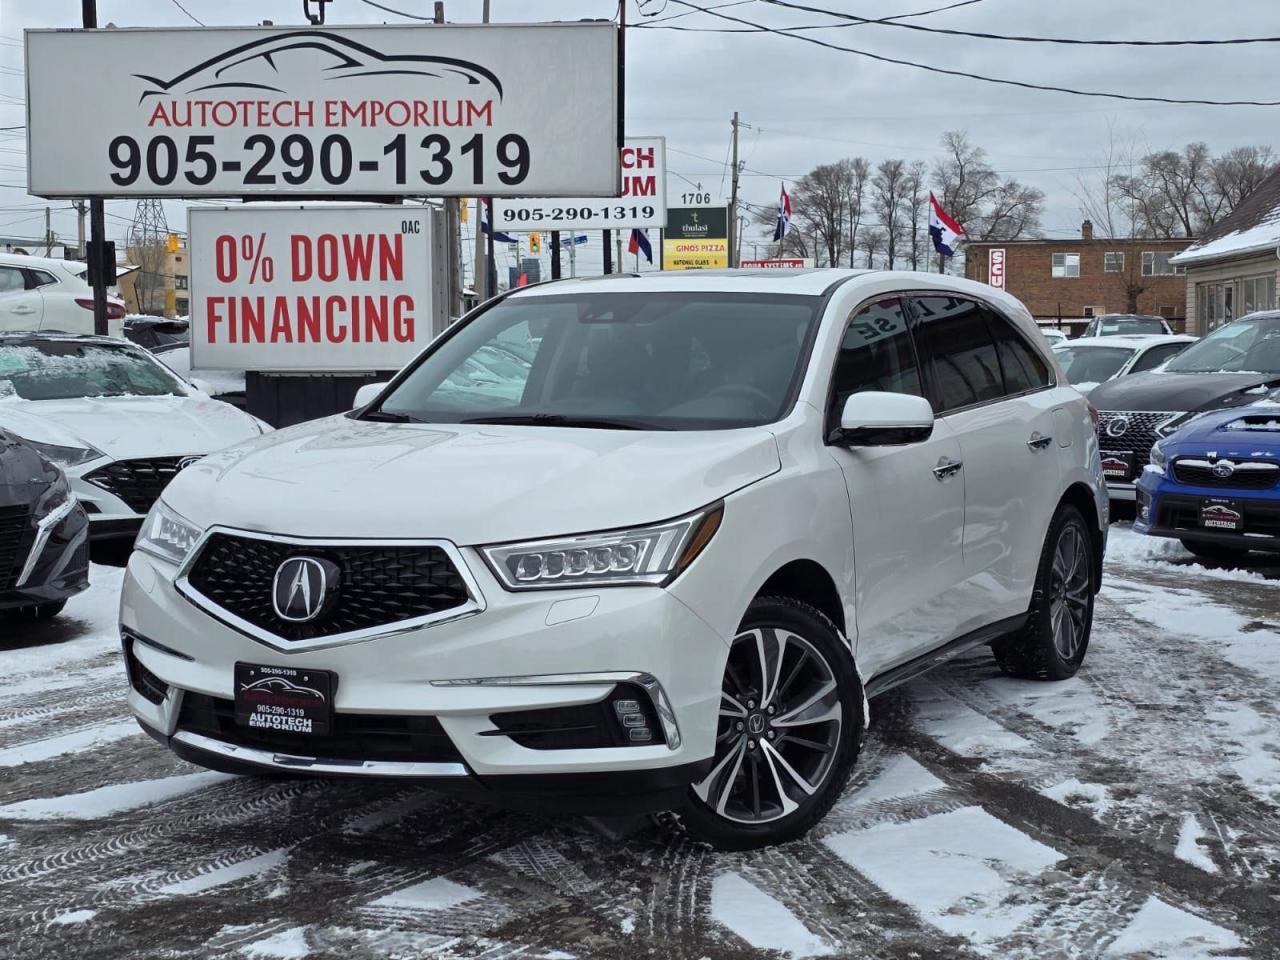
<box><xmin>189</xmin><ymin>205</ymin><xmax>447</xmax><ymax>372</ymax></box>
<box><xmin>740</xmin><ymin>258</ymin><xmax>814</xmax><ymax>268</ymax></box>
<box><xmin>492</xmin><ymin>138</ymin><xmax>666</xmax><ymax>231</ymax></box>
<box><xmin>25</xmin><ymin>24</ymin><xmax>617</xmax><ymax>197</ymax></box>
<box><xmin>989</xmin><ymin>248</ymin><xmax>1006</xmax><ymax>290</ymax></box>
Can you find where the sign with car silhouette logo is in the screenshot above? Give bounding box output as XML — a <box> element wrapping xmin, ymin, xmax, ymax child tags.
<box><xmin>234</xmin><ymin>663</ymin><xmax>335</xmax><ymax>735</ymax></box>
<box><xmin>1199</xmin><ymin>498</ymin><xmax>1244</xmax><ymax>531</ymax></box>
<box><xmin>24</xmin><ymin>24</ymin><xmax>618</xmax><ymax>197</ymax></box>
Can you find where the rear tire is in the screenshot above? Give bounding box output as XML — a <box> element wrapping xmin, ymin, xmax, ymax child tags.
<box><xmin>679</xmin><ymin>596</ymin><xmax>863</xmax><ymax>851</ymax></box>
<box><xmin>992</xmin><ymin>505</ymin><xmax>1096</xmax><ymax>681</ymax></box>
<box><xmin>1180</xmin><ymin>539</ymin><xmax>1247</xmax><ymax>562</ymax></box>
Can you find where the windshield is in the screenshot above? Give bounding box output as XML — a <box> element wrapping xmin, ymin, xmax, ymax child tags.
<box><xmin>1053</xmin><ymin>344</ymin><xmax>1134</xmax><ymax>384</ymax></box>
<box><xmin>374</xmin><ymin>292</ymin><xmax>820</xmax><ymax>429</ymax></box>
<box><xmin>1164</xmin><ymin>314</ymin><xmax>1280</xmax><ymax>374</ymax></box>
<box><xmin>1096</xmin><ymin>317</ymin><xmax>1166</xmax><ymax>335</ymax></box>
<box><xmin>0</xmin><ymin>341</ymin><xmax>189</xmax><ymax>400</ymax></box>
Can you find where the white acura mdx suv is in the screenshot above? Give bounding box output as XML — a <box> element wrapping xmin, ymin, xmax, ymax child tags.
<box><xmin>122</xmin><ymin>270</ymin><xmax>1106</xmax><ymax>849</ymax></box>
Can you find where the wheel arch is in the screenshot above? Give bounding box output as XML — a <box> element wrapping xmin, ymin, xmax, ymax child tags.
<box><xmin>754</xmin><ymin>558</ymin><xmax>847</xmax><ymax>640</ymax></box>
<box><xmin>1057</xmin><ymin>481</ymin><xmax>1105</xmax><ymax>593</ymax></box>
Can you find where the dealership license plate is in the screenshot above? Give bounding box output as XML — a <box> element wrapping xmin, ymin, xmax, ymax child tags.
<box><xmin>234</xmin><ymin>663</ymin><xmax>335</xmax><ymax>736</ymax></box>
<box><xmin>1199</xmin><ymin>498</ymin><xmax>1244</xmax><ymax>532</ymax></box>
<box><xmin>1101</xmin><ymin>451</ymin><xmax>1134</xmax><ymax>481</ymax></box>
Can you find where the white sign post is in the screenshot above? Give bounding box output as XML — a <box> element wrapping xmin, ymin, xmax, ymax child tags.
<box><xmin>492</xmin><ymin>137</ymin><xmax>666</xmax><ymax>231</ymax></box>
<box><xmin>25</xmin><ymin>24</ymin><xmax>618</xmax><ymax>198</ymax></box>
<box><xmin>189</xmin><ymin>205</ymin><xmax>447</xmax><ymax>372</ymax></box>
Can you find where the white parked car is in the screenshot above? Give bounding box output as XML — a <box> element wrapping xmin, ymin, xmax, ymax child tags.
<box><xmin>1038</xmin><ymin>326</ymin><xmax>1069</xmax><ymax>346</ymax></box>
<box><xmin>0</xmin><ymin>254</ymin><xmax>127</xmax><ymax>337</ymax></box>
<box><xmin>1052</xmin><ymin>334</ymin><xmax>1196</xmax><ymax>396</ymax></box>
<box><xmin>121</xmin><ymin>271</ymin><xmax>1106</xmax><ymax>849</ymax></box>
<box><xmin>0</xmin><ymin>333</ymin><xmax>269</xmax><ymax>541</ymax></box>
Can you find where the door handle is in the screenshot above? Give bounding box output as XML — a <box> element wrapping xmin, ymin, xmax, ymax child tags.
<box><xmin>933</xmin><ymin>457</ymin><xmax>963</xmax><ymax>481</ymax></box>
<box><xmin>1027</xmin><ymin>433</ymin><xmax>1054</xmax><ymax>451</ymax></box>
<box><xmin>10</xmin><ymin>305</ymin><xmax>35</xmax><ymax>315</ymax></box>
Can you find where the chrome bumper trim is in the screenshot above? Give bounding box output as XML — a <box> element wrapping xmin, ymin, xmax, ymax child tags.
<box><xmin>15</xmin><ymin>496</ymin><xmax>77</xmax><ymax>588</ymax></box>
<box><xmin>171</xmin><ymin>730</ymin><xmax>470</xmax><ymax>778</ymax></box>
<box><xmin>431</xmin><ymin>671</ymin><xmax>683</xmax><ymax>750</ymax></box>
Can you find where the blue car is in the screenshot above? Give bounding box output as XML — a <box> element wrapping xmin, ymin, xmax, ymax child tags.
<box><xmin>1135</xmin><ymin>398</ymin><xmax>1280</xmax><ymax>559</ymax></box>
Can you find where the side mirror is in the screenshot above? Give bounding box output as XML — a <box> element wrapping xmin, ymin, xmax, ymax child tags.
<box><xmin>833</xmin><ymin>391</ymin><xmax>935</xmax><ymax>446</ymax></box>
<box><xmin>188</xmin><ymin>378</ymin><xmax>213</xmax><ymax>396</ymax></box>
<box><xmin>353</xmin><ymin>382</ymin><xmax>389</xmax><ymax>409</ymax></box>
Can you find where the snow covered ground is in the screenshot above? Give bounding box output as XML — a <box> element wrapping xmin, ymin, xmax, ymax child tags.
<box><xmin>1</xmin><ymin>526</ymin><xmax>1278</xmax><ymax>959</ymax></box>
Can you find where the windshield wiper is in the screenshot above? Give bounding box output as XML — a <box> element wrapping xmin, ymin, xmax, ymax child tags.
<box><xmin>461</xmin><ymin>413</ymin><xmax>668</xmax><ymax>430</ymax></box>
<box><xmin>359</xmin><ymin>409</ymin><xmax>421</xmax><ymax>423</ymax></box>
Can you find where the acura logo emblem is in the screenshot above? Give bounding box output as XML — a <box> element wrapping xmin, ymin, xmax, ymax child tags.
<box><xmin>272</xmin><ymin>556</ymin><xmax>336</xmax><ymax>623</ymax></box>
<box><xmin>176</xmin><ymin>455</ymin><xmax>203</xmax><ymax>471</ymax></box>
<box><xmin>1105</xmin><ymin>417</ymin><xmax>1130</xmax><ymax>438</ymax></box>
<box><xmin>1212</xmin><ymin>460</ymin><xmax>1236</xmax><ymax>478</ymax></box>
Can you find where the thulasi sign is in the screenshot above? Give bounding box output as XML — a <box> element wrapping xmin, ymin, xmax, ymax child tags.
<box><xmin>24</xmin><ymin>24</ymin><xmax>618</xmax><ymax>197</ymax></box>
<box><xmin>189</xmin><ymin>206</ymin><xmax>448</xmax><ymax>372</ymax></box>
<box><xmin>492</xmin><ymin>138</ymin><xmax>667</xmax><ymax>231</ymax></box>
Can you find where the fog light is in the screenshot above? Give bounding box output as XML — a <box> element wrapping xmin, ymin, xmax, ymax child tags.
<box><xmin>613</xmin><ymin>698</ymin><xmax>653</xmax><ymax>744</ymax></box>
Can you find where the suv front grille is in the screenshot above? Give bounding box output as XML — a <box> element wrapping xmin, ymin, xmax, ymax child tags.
<box><xmin>1097</xmin><ymin>410</ymin><xmax>1180</xmax><ymax>478</ymax></box>
<box><xmin>177</xmin><ymin>692</ymin><xmax>464</xmax><ymax>764</ymax></box>
<box><xmin>83</xmin><ymin>456</ymin><xmax>201</xmax><ymax>514</ymax></box>
<box><xmin>184</xmin><ymin>533</ymin><xmax>471</xmax><ymax>642</ymax></box>
<box><xmin>0</xmin><ymin>505</ymin><xmax>31</xmax><ymax>590</ymax></box>
<box><xmin>1172</xmin><ymin>458</ymin><xmax>1280</xmax><ymax>490</ymax></box>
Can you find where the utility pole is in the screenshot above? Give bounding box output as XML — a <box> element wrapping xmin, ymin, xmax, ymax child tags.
<box><xmin>615</xmin><ymin>230</ymin><xmax>623</xmax><ymax>274</ymax></box>
<box><xmin>75</xmin><ymin>200</ymin><xmax>86</xmax><ymax>259</ymax></box>
<box><xmin>434</xmin><ymin>2</ymin><xmax>462</xmax><ymax>319</ymax></box>
<box><xmin>728</xmin><ymin>112</ymin><xmax>740</xmax><ymax>268</ymax></box>
<box><xmin>44</xmin><ymin>207</ymin><xmax>53</xmax><ymax>256</ymax></box>
<box><xmin>551</xmin><ymin>230</ymin><xmax>561</xmax><ymax>280</ymax></box>
<box><xmin>83</xmin><ymin>0</ymin><xmax>108</xmax><ymax>335</ymax></box>
<box><xmin>471</xmin><ymin>3</ymin><xmax>491</xmax><ymax>301</ymax></box>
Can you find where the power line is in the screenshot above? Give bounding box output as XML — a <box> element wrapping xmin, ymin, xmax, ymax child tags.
<box><xmin>356</xmin><ymin>0</ymin><xmax>436</xmax><ymax>20</ymax></box>
<box><xmin>758</xmin><ymin>0</ymin><xmax>1280</xmax><ymax>46</ymax></box>
<box><xmin>638</xmin><ymin>0</ymin><xmax>985</xmax><ymax>33</ymax></box>
<box><xmin>168</xmin><ymin>0</ymin><xmax>204</xmax><ymax>26</ymax></box>
<box><xmin>658</xmin><ymin>1</ymin><xmax>1280</xmax><ymax>106</ymax></box>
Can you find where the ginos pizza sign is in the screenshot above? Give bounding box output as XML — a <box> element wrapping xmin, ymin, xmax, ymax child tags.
<box><xmin>989</xmin><ymin>248</ymin><xmax>1007</xmax><ymax>290</ymax></box>
<box><xmin>189</xmin><ymin>205</ymin><xmax>442</xmax><ymax>371</ymax></box>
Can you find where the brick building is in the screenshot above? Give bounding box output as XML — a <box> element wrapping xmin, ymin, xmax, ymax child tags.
<box><xmin>964</xmin><ymin>222</ymin><xmax>1195</xmax><ymax>332</ymax></box>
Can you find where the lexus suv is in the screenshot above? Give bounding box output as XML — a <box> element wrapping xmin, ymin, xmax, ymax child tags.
<box><xmin>1091</xmin><ymin>310</ymin><xmax>1280</xmax><ymax>503</ymax></box>
<box><xmin>121</xmin><ymin>271</ymin><xmax>1106</xmax><ymax>849</ymax></box>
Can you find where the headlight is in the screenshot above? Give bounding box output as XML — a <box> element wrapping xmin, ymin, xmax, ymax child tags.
<box><xmin>135</xmin><ymin>500</ymin><xmax>202</xmax><ymax>566</ymax></box>
<box><xmin>34</xmin><ymin>473</ymin><xmax>72</xmax><ymax>518</ymax></box>
<box><xmin>26</xmin><ymin>439</ymin><xmax>104</xmax><ymax>468</ymax></box>
<box><xmin>1149</xmin><ymin>442</ymin><xmax>1169</xmax><ymax>474</ymax></box>
<box><xmin>481</xmin><ymin>502</ymin><xmax>724</xmax><ymax>591</ymax></box>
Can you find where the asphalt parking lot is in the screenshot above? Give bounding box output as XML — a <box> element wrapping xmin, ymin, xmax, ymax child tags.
<box><xmin>1</xmin><ymin>526</ymin><xmax>1278</xmax><ymax>960</ymax></box>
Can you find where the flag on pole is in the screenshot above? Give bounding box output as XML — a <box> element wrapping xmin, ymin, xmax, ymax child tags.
<box><xmin>480</xmin><ymin>199</ymin><xmax>516</xmax><ymax>244</ymax></box>
<box><xmin>928</xmin><ymin>193</ymin><xmax>965</xmax><ymax>257</ymax></box>
<box><xmin>627</xmin><ymin>228</ymin><xmax>653</xmax><ymax>264</ymax></box>
<box><xmin>772</xmin><ymin>184</ymin><xmax>793</xmax><ymax>242</ymax></box>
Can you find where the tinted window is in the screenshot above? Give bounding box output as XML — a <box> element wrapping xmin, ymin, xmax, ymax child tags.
<box><xmin>828</xmin><ymin>299</ymin><xmax>923</xmax><ymax>422</ymax></box>
<box><xmin>0</xmin><ymin>267</ymin><xmax>24</xmax><ymax>294</ymax></box>
<box><xmin>1130</xmin><ymin>342</ymin><xmax>1186</xmax><ymax>373</ymax></box>
<box><xmin>29</xmin><ymin>270</ymin><xmax>57</xmax><ymax>288</ymax></box>
<box><xmin>983</xmin><ymin>306</ymin><xmax>1051</xmax><ymax>393</ymax></box>
<box><xmin>379</xmin><ymin>292</ymin><xmax>819</xmax><ymax>429</ymax></box>
<box><xmin>1054</xmin><ymin>345</ymin><xmax>1133</xmax><ymax>385</ymax></box>
<box><xmin>1099</xmin><ymin>317</ymin><xmax>1166</xmax><ymax>335</ymax></box>
<box><xmin>1166</xmin><ymin>314</ymin><xmax>1280</xmax><ymax>374</ymax></box>
<box><xmin>912</xmin><ymin>297</ymin><xmax>1003</xmax><ymax>413</ymax></box>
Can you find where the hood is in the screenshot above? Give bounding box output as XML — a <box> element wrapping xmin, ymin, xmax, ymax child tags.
<box><xmin>1088</xmin><ymin>370</ymin><xmax>1278</xmax><ymax>414</ymax></box>
<box><xmin>163</xmin><ymin>416</ymin><xmax>782</xmax><ymax>545</ymax></box>
<box><xmin>0</xmin><ymin>394</ymin><xmax>263</xmax><ymax>463</ymax></box>
<box><xmin>1159</xmin><ymin>401</ymin><xmax>1280</xmax><ymax>459</ymax></box>
<box><xmin>0</xmin><ymin>429</ymin><xmax>61</xmax><ymax>507</ymax></box>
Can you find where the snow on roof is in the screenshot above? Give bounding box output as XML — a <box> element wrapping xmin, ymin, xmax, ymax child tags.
<box><xmin>1171</xmin><ymin>166</ymin><xmax>1280</xmax><ymax>267</ymax></box>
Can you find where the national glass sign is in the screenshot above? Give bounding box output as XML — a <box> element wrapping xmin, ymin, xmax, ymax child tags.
<box><xmin>24</xmin><ymin>24</ymin><xmax>618</xmax><ymax>197</ymax></box>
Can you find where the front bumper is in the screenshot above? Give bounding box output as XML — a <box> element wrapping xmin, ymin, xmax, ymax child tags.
<box><xmin>1134</xmin><ymin>475</ymin><xmax>1280</xmax><ymax>552</ymax></box>
<box><xmin>0</xmin><ymin>501</ymin><xmax>89</xmax><ymax>611</ymax></box>
<box><xmin>121</xmin><ymin>547</ymin><xmax>727</xmax><ymax>799</ymax></box>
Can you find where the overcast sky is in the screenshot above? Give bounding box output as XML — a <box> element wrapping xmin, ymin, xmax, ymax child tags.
<box><xmin>2</xmin><ymin>0</ymin><xmax>1277</xmax><ymax>279</ymax></box>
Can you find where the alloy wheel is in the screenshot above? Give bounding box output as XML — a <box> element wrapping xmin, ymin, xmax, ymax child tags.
<box><xmin>1049</xmin><ymin>523</ymin><xmax>1091</xmax><ymax>660</ymax></box>
<box><xmin>693</xmin><ymin>627</ymin><xmax>843</xmax><ymax>824</ymax></box>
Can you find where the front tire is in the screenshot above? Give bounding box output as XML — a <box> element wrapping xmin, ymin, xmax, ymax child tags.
<box><xmin>680</xmin><ymin>596</ymin><xmax>863</xmax><ymax>851</ymax></box>
<box><xmin>992</xmin><ymin>505</ymin><xmax>1096</xmax><ymax>681</ymax></box>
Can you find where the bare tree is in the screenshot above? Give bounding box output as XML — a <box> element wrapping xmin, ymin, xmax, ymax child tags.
<box><xmin>904</xmin><ymin>160</ymin><xmax>928</xmax><ymax>269</ymax></box>
<box><xmin>1072</xmin><ymin>120</ymin><xmax>1143</xmax><ymax>239</ymax></box>
<box><xmin>932</xmin><ymin>130</ymin><xmax>1043</xmax><ymax>243</ymax></box>
<box><xmin>842</xmin><ymin>157</ymin><xmax>870</xmax><ymax>268</ymax></box>
<box><xmin>871</xmin><ymin>159</ymin><xmax>908</xmax><ymax>268</ymax></box>
<box><xmin>790</xmin><ymin>163</ymin><xmax>852</xmax><ymax>266</ymax></box>
<box><xmin>860</xmin><ymin>227</ymin><xmax>886</xmax><ymax>269</ymax></box>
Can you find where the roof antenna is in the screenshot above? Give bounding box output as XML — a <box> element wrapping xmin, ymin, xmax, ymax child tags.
<box><xmin>303</xmin><ymin>0</ymin><xmax>332</xmax><ymax>25</ymax></box>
